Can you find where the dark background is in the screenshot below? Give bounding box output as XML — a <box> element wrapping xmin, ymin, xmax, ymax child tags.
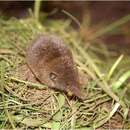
<box><xmin>1</xmin><ymin>1</ymin><xmax>130</xmax><ymax>45</ymax></box>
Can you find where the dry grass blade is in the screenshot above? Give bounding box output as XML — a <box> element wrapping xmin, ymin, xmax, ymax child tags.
<box><xmin>0</xmin><ymin>14</ymin><xmax>129</xmax><ymax>129</ymax></box>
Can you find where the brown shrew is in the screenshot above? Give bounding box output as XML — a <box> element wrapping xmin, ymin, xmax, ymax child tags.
<box><xmin>26</xmin><ymin>35</ymin><xmax>85</xmax><ymax>100</ymax></box>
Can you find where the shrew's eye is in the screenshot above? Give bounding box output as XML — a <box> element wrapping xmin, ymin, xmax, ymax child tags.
<box><xmin>49</xmin><ymin>72</ymin><xmax>57</xmax><ymax>81</ymax></box>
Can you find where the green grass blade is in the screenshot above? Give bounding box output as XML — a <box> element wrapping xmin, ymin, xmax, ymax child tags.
<box><xmin>93</xmin><ymin>14</ymin><xmax>130</xmax><ymax>39</ymax></box>
<box><xmin>112</xmin><ymin>70</ymin><xmax>130</xmax><ymax>92</ymax></box>
<box><xmin>107</xmin><ymin>54</ymin><xmax>124</xmax><ymax>80</ymax></box>
<box><xmin>0</xmin><ymin>62</ymin><xmax>15</xmax><ymax>129</ymax></box>
<box><xmin>34</xmin><ymin>0</ymin><xmax>42</xmax><ymax>21</ymax></box>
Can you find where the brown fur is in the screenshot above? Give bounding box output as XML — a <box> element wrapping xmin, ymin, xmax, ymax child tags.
<box><xmin>26</xmin><ymin>35</ymin><xmax>85</xmax><ymax>99</ymax></box>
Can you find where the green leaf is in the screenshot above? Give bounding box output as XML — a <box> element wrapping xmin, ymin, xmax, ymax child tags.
<box><xmin>112</xmin><ymin>70</ymin><xmax>130</xmax><ymax>92</ymax></box>
<box><xmin>51</xmin><ymin>121</ymin><xmax>60</xmax><ymax>130</ymax></box>
<box><xmin>53</xmin><ymin>94</ymin><xmax>65</xmax><ymax>121</ymax></box>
